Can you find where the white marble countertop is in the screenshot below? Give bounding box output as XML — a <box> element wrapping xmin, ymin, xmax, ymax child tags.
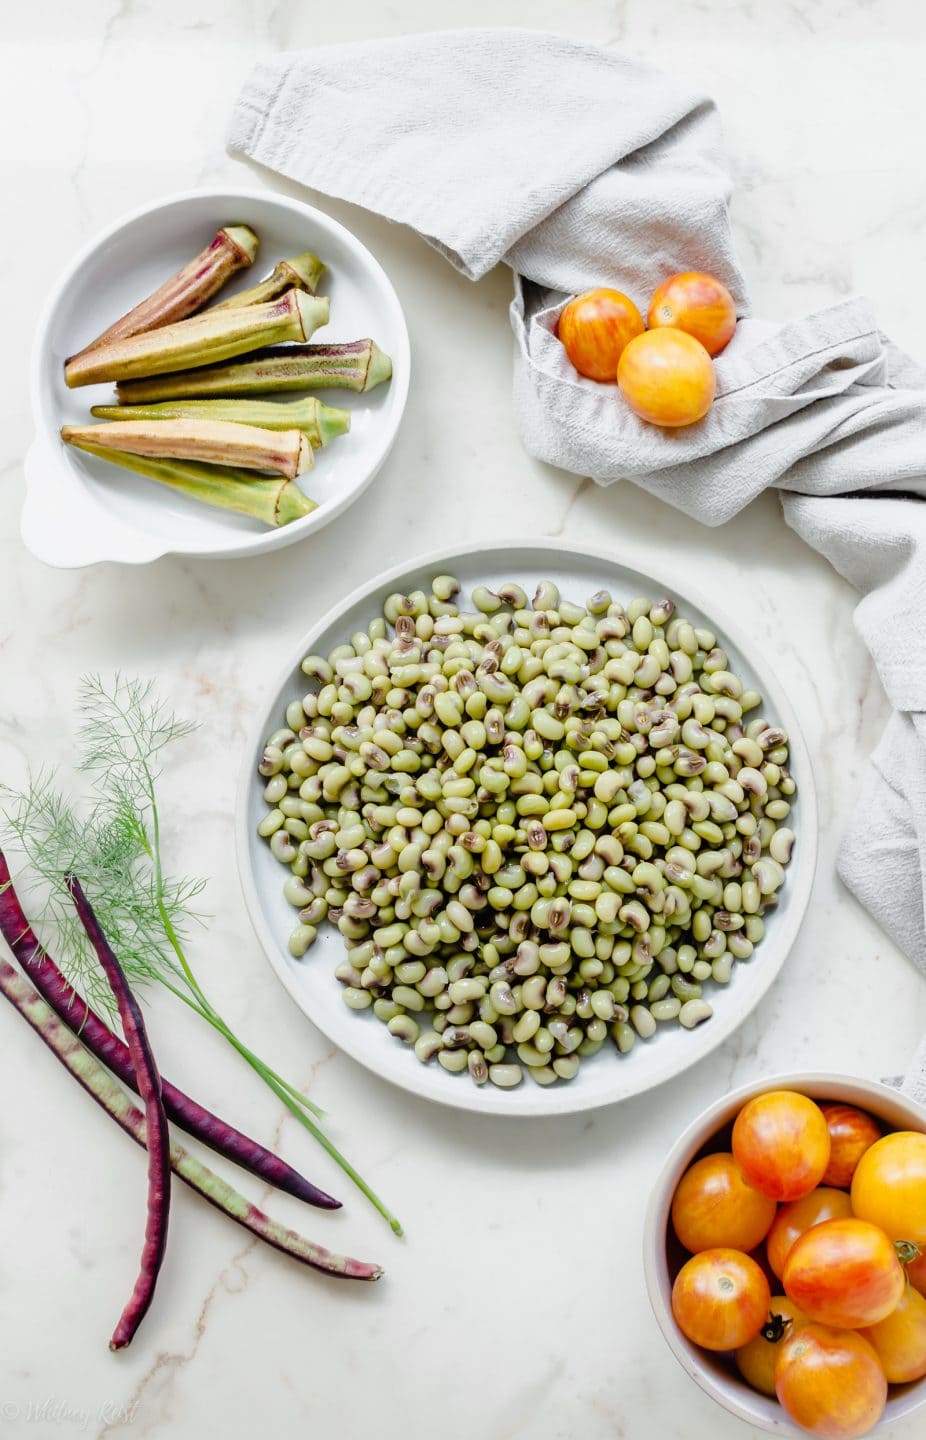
<box><xmin>3</xmin><ymin>3</ymin><xmax>926</xmax><ymax>1438</ymax></box>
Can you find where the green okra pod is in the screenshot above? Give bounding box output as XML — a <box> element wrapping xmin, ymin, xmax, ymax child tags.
<box><xmin>115</xmin><ymin>339</ymin><xmax>391</xmax><ymax>402</ymax></box>
<box><xmin>64</xmin><ymin>439</ymin><xmax>316</xmax><ymax>528</ymax></box>
<box><xmin>214</xmin><ymin>251</ymin><xmax>326</xmax><ymax>310</ymax></box>
<box><xmin>65</xmin><ymin>290</ymin><xmax>330</xmax><ymax>389</ymax></box>
<box><xmin>91</xmin><ymin>396</ymin><xmax>350</xmax><ymax>449</ymax></box>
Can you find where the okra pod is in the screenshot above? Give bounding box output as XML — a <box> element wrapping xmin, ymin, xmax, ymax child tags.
<box><xmin>91</xmin><ymin>397</ymin><xmax>350</xmax><ymax>448</ymax></box>
<box><xmin>214</xmin><ymin>251</ymin><xmax>326</xmax><ymax>309</ymax></box>
<box><xmin>62</xmin><ymin>418</ymin><xmax>313</xmax><ymax>478</ymax></box>
<box><xmin>64</xmin><ymin>439</ymin><xmax>316</xmax><ymax>527</ymax></box>
<box><xmin>115</xmin><ymin>339</ymin><xmax>391</xmax><ymax>402</ymax></box>
<box><xmin>65</xmin><ymin>290</ymin><xmax>330</xmax><ymax>389</ymax></box>
<box><xmin>71</xmin><ymin>225</ymin><xmax>259</xmax><ymax>357</ymax></box>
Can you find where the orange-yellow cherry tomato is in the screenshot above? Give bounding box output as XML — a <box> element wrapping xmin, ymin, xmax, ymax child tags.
<box><xmin>671</xmin><ymin>1152</ymin><xmax>777</xmax><ymax>1255</ymax></box>
<box><xmin>905</xmin><ymin>1247</ymin><xmax>926</xmax><ymax>1296</ymax></box>
<box><xmin>820</xmin><ymin>1104</ymin><xmax>882</xmax><ymax>1189</ymax></box>
<box><xmin>851</xmin><ymin>1131</ymin><xmax>926</xmax><ymax>1246</ymax></box>
<box><xmin>671</xmin><ymin>1248</ymin><xmax>770</xmax><ymax>1351</ymax></box>
<box><xmin>647</xmin><ymin>271</ymin><xmax>737</xmax><ymax>356</ymax></box>
<box><xmin>732</xmin><ymin>1091</ymin><xmax>831</xmax><ymax>1203</ymax></box>
<box><xmin>861</xmin><ymin>1283</ymin><xmax>926</xmax><ymax>1383</ymax></box>
<box><xmin>782</xmin><ymin>1218</ymin><xmax>905</xmax><ymax>1329</ymax></box>
<box><xmin>766</xmin><ymin>1188</ymin><xmax>854</xmax><ymax>1279</ymax></box>
<box><xmin>557</xmin><ymin>288</ymin><xmax>644</xmax><ymax>382</ymax></box>
<box><xmin>775</xmin><ymin>1324</ymin><xmax>887</xmax><ymax>1440</ymax></box>
<box><xmin>735</xmin><ymin>1296</ymin><xmax>809</xmax><ymax>1396</ymax></box>
<box><xmin>617</xmin><ymin>328</ymin><xmax>715</xmax><ymax>427</ymax></box>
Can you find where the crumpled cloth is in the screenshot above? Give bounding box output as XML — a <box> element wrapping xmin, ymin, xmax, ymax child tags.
<box><xmin>229</xmin><ymin>28</ymin><xmax>926</xmax><ymax>1097</ymax></box>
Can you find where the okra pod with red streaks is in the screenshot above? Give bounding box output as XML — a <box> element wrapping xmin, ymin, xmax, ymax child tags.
<box><xmin>213</xmin><ymin>251</ymin><xmax>326</xmax><ymax>310</ymax></box>
<box><xmin>91</xmin><ymin>397</ymin><xmax>350</xmax><ymax>449</ymax></box>
<box><xmin>115</xmin><ymin>338</ymin><xmax>391</xmax><ymax>402</ymax></box>
<box><xmin>65</xmin><ymin>290</ymin><xmax>330</xmax><ymax>389</ymax></box>
<box><xmin>71</xmin><ymin>225</ymin><xmax>259</xmax><ymax>358</ymax></box>
<box><xmin>62</xmin><ymin>418</ymin><xmax>314</xmax><ymax>478</ymax></box>
<box><xmin>63</xmin><ymin>441</ymin><xmax>315</xmax><ymax>528</ymax></box>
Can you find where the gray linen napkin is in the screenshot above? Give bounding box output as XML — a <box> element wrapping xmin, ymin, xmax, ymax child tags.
<box><xmin>230</xmin><ymin>29</ymin><xmax>926</xmax><ymax>1097</ymax></box>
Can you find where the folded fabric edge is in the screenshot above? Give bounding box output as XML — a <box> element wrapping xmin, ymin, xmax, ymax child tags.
<box><xmin>229</xmin><ymin>116</ymin><xmax>487</xmax><ymax>279</ymax></box>
<box><xmin>513</xmin><ymin>281</ymin><xmax>883</xmax><ymax>398</ymax></box>
<box><xmin>227</xmin><ymin>32</ymin><xmax>728</xmax><ymax>284</ymax></box>
<box><xmin>227</xmin><ymin>58</ymin><xmax>285</xmax><ymax>156</ymax></box>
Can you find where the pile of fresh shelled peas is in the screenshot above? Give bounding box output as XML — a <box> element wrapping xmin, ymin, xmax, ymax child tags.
<box><xmin>257</xmin><ymin>576</ymin><xmax>797</xmax><ymax>1090</ymax></box>
<box><xmin>670</xmin><ymin>1091</ymin><xmax>926</xmax><ymax>1439</ymax></box>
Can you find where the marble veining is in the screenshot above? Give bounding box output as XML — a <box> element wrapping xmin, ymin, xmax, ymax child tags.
<box><xmin>2</xmin><ymin>2</ymin><xmax>926</xmax><ymax>1438</ymax></box>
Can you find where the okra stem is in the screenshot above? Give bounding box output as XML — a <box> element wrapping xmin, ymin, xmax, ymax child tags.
<box><xmin>91</xmin><ymin>397</ymin><xmax>350</xmax><ymax>449</ymax></box>
<box><xmin>65</xmin><ymin>290</ymin><xmax>330</xmax><ymax>389</ymax></box>
<box><xmin>62</xmin><ymin>419</ymin><xmax>313</xmax><ymax>479</ymax></box>
<box><xmin>214</xmin><ymin>252</ymin><xmax>326</xmax><ymax>310</ymax></box>
<box><xmin>72</xmin><ymin>225</ymin><xmax>259</xmax><ymax>358</ymax></box>
<box><xmin>115</xmin><ymin>339</ymin><xmax>392</xmax><ymax>402</ymax></box>
<box><xmin>65</xmin><ymin>440</ymin><xmax>316</xmax><ymax>528</ymax></box>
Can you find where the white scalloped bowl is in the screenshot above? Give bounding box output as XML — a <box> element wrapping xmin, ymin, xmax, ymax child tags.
<box><xmin>644</xmin><ymin>1073</ymin><xmax>926</xmax><ymax>1436</ymax></box>
<box><xmin>24</xmin><ymin>188</ymin><xmax>409</xmax><ymax>567</ymax></box>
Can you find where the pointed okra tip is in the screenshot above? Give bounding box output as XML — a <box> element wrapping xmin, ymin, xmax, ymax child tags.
<box><xmin>285</xmin><ymin>251</ymin><xmax>327</xmax><ymax>294</ymax></box>
<box><xmin>294</xmin><ymin>434</ymin><xmax>314</xmax><ymax>476</ymax></box>
<box><xmin>222</xmin><ymin>225</ymin><xmax>260</xmax><ymax>264</ymax></box>
<box><xmin>295</xmin><ymin>290</ymin><xmax>330</xmax><ymax>337</ymax></box>
<box><xmin>276</xmin><ymin>483</ymin><xmax>317</xmax><ymax>528</ymax></box>
<box><xmin>366</xmin><ymin>341</ymin><xmax>393</xmax><ymax>391</ymax></box>
<box><xmin>317</xmin><ymin>403</ymin><xmax>351</xmax><ymax>446</ymax></box>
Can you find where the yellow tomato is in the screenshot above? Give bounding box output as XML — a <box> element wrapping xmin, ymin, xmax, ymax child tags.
<box><xmin>617</xmin><ymin>328</ymin><xmax>715</xmax><ymax>427</ymax></box>
<box><xmin>735</xmin><ymin>1296</ymin><xmax>808</xmax><ymax>1396</ymax></box>
<box><xmin>775</xmin><ymin>1324</ymin><xmax>887</xmax><ymax>1440</ymax></box>
<box><xmin>732</xmin><ymin>1090</ymin><xmax>831</xmax><ymax>1203</ymax></box>
<box><xmin>671</xmin><ymin>1152</ymin><xmax>777</xmax><ymax>1254</ymax></box>
<box><xmin>906</xmin><ymin>1247</ymin><xmax>926</xmax><ymax>1295</ymax></box>
<box><xmin>766</xmin><ymin>1188</ymin><xmax>854</xmax><ymax>1279</ymax></box>
<box><xmin>820</xmin><ymin>1104</ymin><xmax>882</xmax><ymax>1189</ymax></box>
<box><xmin>851</xmin><ymin>1131</ymin><xmax>926</xmax><ymax>1245</ymax></box>
<box><xmin>647</xmin><ymin>271</ymin><xmax>737</xmax><ymax>356</ymax></box>
<box><xmin>671</xmin><ymin>1248</ymin><xmax>770</xmax><ymax>1352</ymax></box>
<box><xmin>557</xmin><ymin>288</ymin><xmax>644</xmax><ymax>382</ymax></box>
<box><xmin>782</xmin><ymin>1219</ymin><xmax>905</xmax><ymax>1330</ymax></box>
<box><xmin>861</xmin><ymin>1284</ymin><xmax>926</xmax><ymax>1383</ymax></box>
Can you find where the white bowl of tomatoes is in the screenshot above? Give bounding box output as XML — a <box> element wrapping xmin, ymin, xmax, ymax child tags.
<box><xmin>644</xmin><ymin>1075</ymin><xmax>926</xmax><ymax>1439</ymax></box>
